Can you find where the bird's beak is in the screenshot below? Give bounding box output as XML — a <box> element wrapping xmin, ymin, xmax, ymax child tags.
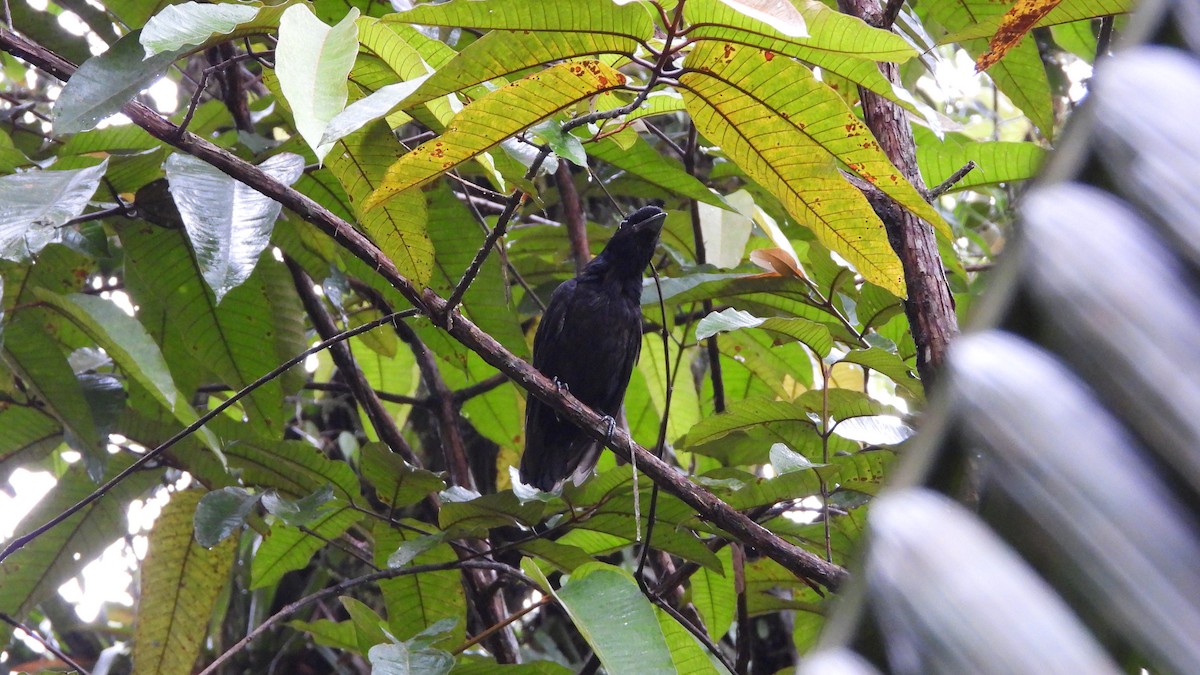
<box><xmin>621</xmin><ymin>206</ymin><xmax>667</xmax><ymax>235</ymax></box>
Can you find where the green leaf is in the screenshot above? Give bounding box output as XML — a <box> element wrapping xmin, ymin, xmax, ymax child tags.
<box><xmin>374</xmin><ymin>521</ymin><xmax>467</xmax><ymax>646</ymax></box>
<box><xmin>119</xmin><ymin>224</ymin><xmax>294</xmax><ymax>434</ymax></box>
<box><xmin>194</xmin><ymin>487</ymin><xmax>261</xmax><ymax>548</ymax></box>
<box><xmin>361</xmin><ymin>442</ymin><xmax>446</xmax><ymax>508</ymax></box>
<box><xmin>288</xmin><ymin>618</ymin><xmax>359</xmax><ymax>651</ymax></box>
<box><xmin>691</xmin><ymin>547</ymin><xmax>735</xmax><ymax>641</ymax></box>
<box><xmin>638</xmin><ymin>331</ymin><xmax>702</xmax><ymax>446</ymax></box>
<box><xmin>585</xmin><ymin>135</ymin><xmax>727</xmax><ymax>208</ymax></box>
<box><xmin>0</xmin><ymin>406</ymin><xmax>61</xmax><ymax>479</ymax></box>
<box><xmin>384</xmin><ymin>0</ymin><xmax>655</xmax><ymax>37</ymax></box>
<box><xmin>679</xmin><ymin>397</ymin><xmax>811</xmax><ymax>448</ymax></box>
<box><xmin>838</xmin><ymin>347</ymin><xmax>923</xmax><ymax>400</ymax></box>
<box><xmin>368</xmin><ymin>632</ymin><xmax>455</xmax><ymax>675</ymax></box>
<box><xmin>262</xmin><ymin>484</ymin><xmax>338</xmax><ymax>527</ymax></box>
<box><xmin>685</xmin><ymin>0</ymin><xmax>919</xmax><ymax>107</ymax></box>
<box><xmin>915</xmin><ymin>131</ymin><xmax>1046</xmax><ymax>194</ymax></box>
<box><xmin>386</xmin><ymin>532</ymin><xmax>449</xmax><ymax>568</ymax></box>
<box><xmin>164</xmin><ymin>152</ymin><xmax>305</xmax><ymax>301</ymax></box>
<box><xmin>439</xmin><ymin>490</ymin><xmax>545</xmax><ymax>536</ymax></box>
<box><xmin>937</xmin><ymin>0</ymin><xmax>1133</xmax><ymax>42</ymax></box>
<box><xmin>0</xmin><ymin>459</ymin><xmax>160</xmax><ymax>628</ymax></box>
<box><xmin>655</xmin><ymin>604</ymin><xmax>722</xmax><ymax>674</ymax></box>
<box><xmin>400</xmin><ymin>24</ymin><xmax>645</xmax><ymax>109</ymax></box>
<box><xmin>325</xmin><ymin>120</ymin><xmax>435</xmax><ymax>286</ymax></box>
<box><xmin>133</xmin><ymin>490</ymin><xmax>236</xmax><ymax>675</ymax></box>
<box><xmin>320</xmin><ymin>74</ymin><xmax>432</xmax><ymax>146</ymax></box>
<box><xmin>682</xmin><ymin>42</ymin><xmax>909</xmax><ymax>295</ymax></box>
<box><xmin>524</xmin><ymin>560</ymin><xmax>676</xmax><ymax>674</ymax></box>
<box><xmin>919</xmin><ymin>2</ymin><xmax>1054</xmax><ymax>139</ymax></box>
<box><xmin>341</xmin><ymin>596</ymin><xmax>390</xmax><ymax>654</ymax></box>
<box><xmin>53</xmin><ymin>32</ymin><xmax>186</xmax><ymax>134</ymax></box>
<box><xmin>32</xmin><ymin>291</ymin><xmax>219</xmax><ymax>451</ymax></box>
<box><xmin>364</xmin><ymin>59</ymin><xmax>628</xmax><ymax>210</ymax></box>
<box><xmin>276</xmin><ymin>5</ymin><xmax>360</xmax><ymax>162</ymax></box>
<box><xmin>696</xmin><ymin>308</ymin><xmax>770</xmax><ymax>342</ymax></box>
<box><xmin>140</xmin><ymin>2</ymin><xmax>260</xmax><ymax>56</ymax></box>
<box><xmin>250</xmin><ymin>504</ymin><xmax>360</xmax><ymax>589</ymax></box>
<box><xmin>517</xmin><ymin>538</ymin><xmax>596</xmax><ymax>573</ymax></box>
<box><xmin>1</xmin><ymin>316</ymin><xmax>100</xmax><ymax>455</ymax></box>
<box><xmin>0</xmin><ymin>159</ymin><xmax>108</xmax><ymax>261</ymax></box>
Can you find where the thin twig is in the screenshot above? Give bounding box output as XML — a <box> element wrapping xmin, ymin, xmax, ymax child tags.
<box><xmin>198</xmin><ymin>559</ymin><xmax>532</xmax><ymax>675</ymax></box>
<box><xmin>926</xmin><ymin>160</ymin><xmax>977</xmax><ymax>200</ymax></box>
<box><xmin>286</xmin><ymin>258</ymin><xmax>422</xmax><ymax>465</ymax></box>
<box><xmin>0</xmin><ymin>612</ymin><xmax>90</xmax><ymax>675</ymax></box>
<box><xmin>0</xmin><ymin>309</ymin><xmax>418</xmax><ymax>563</ymax></box>
<box><xmin>452</xmin><ymin>595</ymin><xmax>552</xmax><ymax>655</ymax></box>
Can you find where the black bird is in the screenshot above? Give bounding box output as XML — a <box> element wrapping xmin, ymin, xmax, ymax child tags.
<box><xmin>520</xmin><ymin>206</ymin><xmax>667</xmax><ymax>491</ymax></box>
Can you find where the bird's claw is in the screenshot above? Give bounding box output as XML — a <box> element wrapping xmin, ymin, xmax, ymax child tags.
<box><xmin>601</xmin><ymin>415</ymin><xmax>617</xmax><ymax>444</ymax></box>
<box><xmin>552</xmin><ymin>377</ymin><xmax>570</xmax><ymax>394</ymax></box>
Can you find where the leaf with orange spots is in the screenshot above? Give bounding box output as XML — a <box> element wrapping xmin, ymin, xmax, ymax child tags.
<box><xmin>364</xmin><ymin>60</ymin><xmax>626</xmax><ymax>211</ymax></box>
<box><xmin>918</xmin><ymin>1</ymin><xmax>1055</xmax><ymax>139</ymax></box>
<box><xmin>685</xmin><ymin>0</ymin><xmax>919</xmax><ymax>113</ymax></box>
<box><xmin>381</xmin><ymin>0</ymin><xmax>653</xmax><ymax>110</ymax></box>
<box><xmin>975</xmin><ymin>0</ymin><xmax>1064</xmax><ymax>72</ymax></box>
<box><xmin>938</xmin><ymin>0</ymin><xmax>1132</xmax><ymax>43</ymax></box>
<box><xmin>681</xmin><ymin>41</ymin><xmax>952</xmax><ymax>295</ymax></box>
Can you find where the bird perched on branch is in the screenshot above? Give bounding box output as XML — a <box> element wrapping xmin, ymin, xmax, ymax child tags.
<box><xmin>519</xmin><ymin>205</ymin><xmax>667</xmax><ymax>491</ymax></box>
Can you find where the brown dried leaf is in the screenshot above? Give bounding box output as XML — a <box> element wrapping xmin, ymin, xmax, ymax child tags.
<box><xmin>975</xmin><ymin>0</ymin><xmax>1064</xmax><ymax>72</ymax></box>
<box><xmin>750</xmin><ymin>247</ymin><xmax>807</xmax><ymax>279</ymax></box>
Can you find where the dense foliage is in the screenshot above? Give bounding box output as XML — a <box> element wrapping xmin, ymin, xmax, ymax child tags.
<box><xmin>0</xmin><ymin>0</ymin><xmax>1123</xmax><ymax>672</ymax></box>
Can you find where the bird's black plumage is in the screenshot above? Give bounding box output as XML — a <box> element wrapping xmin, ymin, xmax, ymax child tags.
<box><xmin>519</xmin><ymin>206</ymin><xmax>667</xmax><ymax>491</ymax></box>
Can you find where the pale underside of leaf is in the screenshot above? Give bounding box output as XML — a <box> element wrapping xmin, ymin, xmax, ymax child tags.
<box><xmin>681</xmin><ymin>42</ymin><xmax>908</xmax><ymax>294</ymax></box>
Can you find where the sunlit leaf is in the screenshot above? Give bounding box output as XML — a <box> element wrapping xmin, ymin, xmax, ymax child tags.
<box><xmin>164</xmin><ymin>152</ymin><xmax>305</xmax><ymax>301</ymax></box>
<box><xmin>364</xmin><ymin>60</ymin><xmax>627</xmax><ymax>210</ymax></box>
<box><xmin>976</xmin><ymin>0</ymin><xmax>1064</xmax><ymax>71</ymax></box>
<box><xmin>682</xmin><ymin>41</ymin><xmax>919</xmax><ymax>294</ymax></box>
<box><xmin>276</xmin><ymin>5</ymin><xmax>360</xmax><ymax>162</ymax></box>
<box><xmin>915</xmin><ymin>130</ymin><xmax>1046</xmax><ymax>194</ymax></box>
<box><xmin>938</xmin><ymin>0</ymin><xmax>1132</xmax><ymax>43</ymax></box>
<box><xmin>0</xmin><ymin>159</ymin><xmax>108</xmax><ymax>261</ymax></box>
<box><xmin>140</xmin><ymin>2</ymin><xmax>259</xmax><ymax>56</ymax></box>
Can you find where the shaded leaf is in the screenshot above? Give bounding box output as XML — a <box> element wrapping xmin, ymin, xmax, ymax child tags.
<box><xmin>54</xmin><ymin>32</ymin><xmax>185</xmax><ymax>134</ymax></box>
<box><xmin>262</xmin><ymin>484</ymin><xmax>338</xmax><ymax>527</ymax></box>
<box><xmin>134</xmin><ymin>490</ymin><xmax>236</xmax><ymax>675</ymax></box>
<box><xmin>524</xmin><ymin>560</ymin><xmax>676</xmax><ymax>674</ymax></box>
<box><xmin>361</xmin><ymin>442</ymin><xmax>446</xmax><ymax>509</ymax></box>
<box><xmin>194</xmin><ymin>487</ymin><xmax>261</xmax><ymax>548</ymax></box>
<box><xmin>250</xmin><ymin>504</ymin><xmax>360</xmax><ymax>589</ymax></box>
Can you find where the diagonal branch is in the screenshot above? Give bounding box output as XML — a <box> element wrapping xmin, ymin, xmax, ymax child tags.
<box><xmin>0</xmin><ymin>26</ymin><xmax>847</xmax><ymax>592</ymax></box>
<box><xmin>286</xmin><ymin>257</ymin><xmax>422</xmax><ymax>466</ymax></box>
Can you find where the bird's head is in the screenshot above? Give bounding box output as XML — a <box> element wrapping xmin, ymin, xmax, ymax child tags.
<box><xmin>597</xmin><ymin>205</ymin><xmax>666</xmax><ymax>276</ymax></box>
